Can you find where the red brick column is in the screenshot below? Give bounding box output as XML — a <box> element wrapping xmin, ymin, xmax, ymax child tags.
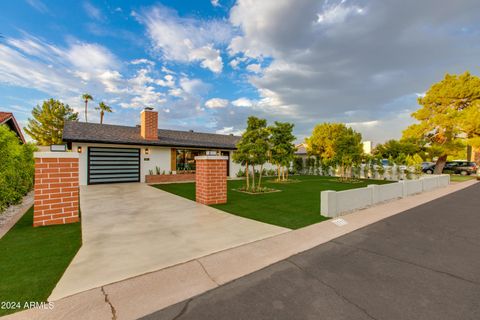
<box><xmin>33</xmin><ymin>152</ymin><xmax>80</xmax><ymax>227</ymax></box>
<box><xmin>195</xmin><ymin>155</ymin><xmax>228</xmax><ymax>205</ymax></box>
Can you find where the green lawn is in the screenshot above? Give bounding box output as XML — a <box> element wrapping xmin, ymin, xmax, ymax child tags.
<box><xmin>154</xmin><ymin>175</ymin><xmax>392</xmax><ymax>229</ymax></box>
<box><xmin>450</xmin><ymin>174</ymin><xmax>477</xmax><ymax>182</ymax></box>
<box><xmin>0</xmin><ymin>207</ymin><xmax>82</xmax><ymax>316</ymax></box>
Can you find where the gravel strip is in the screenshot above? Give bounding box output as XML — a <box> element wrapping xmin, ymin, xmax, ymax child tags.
<box><xmin>0</xmin><ymin>191</ymin><xmax>34</xmax><ymax>233</ymax></box>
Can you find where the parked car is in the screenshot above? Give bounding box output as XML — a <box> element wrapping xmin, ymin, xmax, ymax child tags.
<box><xmin>423</xmin><ymin>161</ymin><xmax>478</xmax><ymax>175</ymax></box>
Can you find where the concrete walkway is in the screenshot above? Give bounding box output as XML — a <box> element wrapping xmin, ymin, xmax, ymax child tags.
<box><xmin>5</xmin><ymin>180</ymin><xmax>477</xmax><ymax>320</ymax></box>
<box><xmin>49</xmin><ymin>183</ymin><xmax>289</xmax><ymax>300</ymax></box>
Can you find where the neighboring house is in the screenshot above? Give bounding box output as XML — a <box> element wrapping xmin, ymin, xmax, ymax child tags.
<box><xmin>362</xmin><ymin>141</ymin><xmax>372</xmax><ymax>155</ymax></box>
<box><xmin>0</xmin><ymin>112</ymin><xmax>26</xmax><ymax>144</ymax></box>
<box><xmin>63</xmin><ymin>108</ymin><xmax>245</xmax><ymax>185</ymax></box>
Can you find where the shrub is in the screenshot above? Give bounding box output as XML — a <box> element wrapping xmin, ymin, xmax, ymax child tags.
<box><xmin>236</xmin><ymin>168</ymin><xmax>246</xmax><ymax>177</ymax></box>
<box><xmin>293</xmin><ymin>157</ymin><xmax>303</xmax><ymax>174</ymax></box>
<box><xmin>0</xmin><ymin>125</ymin><xmax>35</xmax><ymax>212</ymax></box>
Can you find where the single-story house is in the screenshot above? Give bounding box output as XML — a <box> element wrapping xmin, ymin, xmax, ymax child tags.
<box><xmin>63</xmin><ymin>108</ymin><xmax>246</xmax><ymax>185</ymax></box>
<box><xmin>0</xmin><ymin>112</ymin><xmax>26</xmax><ymax>144</ymax></box>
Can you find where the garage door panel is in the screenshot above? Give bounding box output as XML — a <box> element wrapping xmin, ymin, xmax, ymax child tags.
<box><xmin>88</xmin><ymin>147</ymin><xmax>140</xmax><ymax>185</ymax></box>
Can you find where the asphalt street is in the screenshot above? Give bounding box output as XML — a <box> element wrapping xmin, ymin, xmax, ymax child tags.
<box><xmin>142</xmin><ymin>182</ymin><xmax>480</xmax><ymax>320</ymax></box>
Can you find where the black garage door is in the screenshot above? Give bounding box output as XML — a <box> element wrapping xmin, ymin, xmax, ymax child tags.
<box><xmin>88</xmin><ymin>147</ymin><xmax>140</xmax><ymax>184</ymax></box>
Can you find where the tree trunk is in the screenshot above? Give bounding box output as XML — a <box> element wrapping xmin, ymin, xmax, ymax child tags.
<box><xmin>277</xmin><ymin>163</ymin><xmax>281</xmax><ymax>181</ymax></box>
<box><xmin>85</xmin><ymin>100</ymin><xmax>88</xmax><ymax>122</ymax></box>
<box><xmin>251</xmin><ymin>165</ymin><xmax>255</xmax><ymax>190</ymax></box>
<box><xmin>467</xmin><ymin>145</ymin><xmax>472</xmax><ymax>162</ymax></box>
<box><xmin>434</xmin><ymin>154</ymin><xmax>448</xmax><ymax>174</ymax></box>
<box><xmin>245</xmin><ymin>161</ymin><xmax>249</xmax><ymax>190</ymax></box>
<box><xmin>100</xmin><ymin>111</ymin><xmax>104</xmax><ymax>124</ymax></box>
<box><xmin>258</xmin><ymin>164</ymin><xmax>263</xmax><ymax>189</ymax></box>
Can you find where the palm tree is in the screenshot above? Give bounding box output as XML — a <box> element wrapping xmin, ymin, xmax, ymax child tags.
<box><xmin>82</xmin><ymin>93</ymin><xmax>93</xmax><ymax>122</ymax></box>
<box><xmin>95</xmin><ymin>102</ymin><xmax>113</xmax><ymax>124</ymax></box>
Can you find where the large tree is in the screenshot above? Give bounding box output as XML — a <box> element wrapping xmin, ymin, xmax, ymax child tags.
<box><xmin>306</xmin><ymin>123</ymin><xmax>363</xmax><ymax>179</ymax></box>
<box><xmin>269</xmin><ymin>121</ymin><xmax>296</xmax><ymax>181</ymax></box>
<box><xmin>82</xmin><ymin>93</ymin><xmax>93</xmax><ymax>122</ymax></box>
<box><xmin>403</xmin><ymin>72</ymin><xmax>480</xmax><ymax>173</ymax></box>
<box><xmin>96</xmin><ymin>101</ymin><xmax>113</xmax><ymax>124</ymax></box>
<box><xmin>373</xmin><ymin>139</ymin><xmax>422</xmax><ymax>163</ymax></box>
<box><xmin>25</xmin><ymin>99</ymin><xmax>78</xmax><ymax>145</ymax></box>
<box><xmin>233</xmin><ymin>116</ymin><xmax>269</xmax><ymax>191</ymax></box>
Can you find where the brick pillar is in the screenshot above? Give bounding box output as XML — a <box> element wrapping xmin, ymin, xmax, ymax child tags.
<box><xmin>33</xmin><ymin>152</ymin><xmax>80</xmax><ymax>227</ymax></box>
<box><xmin>195</xmin><ymin>155</ymin><xmax>228</xmax><ymax>205</ymax></box>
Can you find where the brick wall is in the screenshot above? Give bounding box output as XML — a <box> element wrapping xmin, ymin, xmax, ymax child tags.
<box><xmin>195</xmin><ymin>156</ymin><xmax>228</xmax><ymax>205</ymax></box>
<box><xmin>33</xmin><ymin>153</ymin><xmax>80</xmax><ymax>227</ymax></box>
<box><xmin>141</xmin><ymin>109</ymin><xmax>158</xmax><ymax>140</ymax></box>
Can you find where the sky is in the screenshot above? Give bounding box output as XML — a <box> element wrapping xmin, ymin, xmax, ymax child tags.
<box><xmin>0</xmin><ymin>0</ymin><xmax>479</xmax><ymax>144</ymax></box>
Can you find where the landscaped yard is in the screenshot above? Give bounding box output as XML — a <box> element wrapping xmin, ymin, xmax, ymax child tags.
<box><xmin>0</xmin><ymin>207</ymin><xmax>82</xmax><ymax>316</ymax></box>
<box><xmin>154</xmin><ymin>175</ymin><xmax>392</xmax><ymax>229</ymax></box>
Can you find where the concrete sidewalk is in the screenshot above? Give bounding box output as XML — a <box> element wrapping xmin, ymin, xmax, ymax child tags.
<box><xmin>3</xmin><ymin>180</ymin><xmax>477</xmax><ymax>320</ymax></box>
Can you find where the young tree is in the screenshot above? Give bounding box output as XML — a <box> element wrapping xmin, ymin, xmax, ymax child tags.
<box><xmin>233</xmin><ymin>116</ymin><xmax>269</xmax><ymax>191</ymax></box>
<box><xmin>333</xmin><ymin>127</ymin><xmax>363</xmax><ymax>180</ymax></box>
<box><xmin>403</xmin><ymin>72</ymin><xmax>480</xmax><ymax>174</ymax></box>
<box><xmin>25</xmin><ymin>99</ymin><xmax>79</xmax><ymax>145</ymax></box>
<box><xmin>82</xmin><ymin>93</ymin><xmax>93</xmax><ymax>122</ymax></box>
<box><xmin>96</xmin><ymin>101</ymin><xmax>113</xmax><ymax>124</ymax></box>
<box><xmin>306</xmin><ymin>123</ymin><xmax>363</xmax><ymax>180</ymax></box>
<box><xmin>269</xmin><ymin>122</ymin><xmax>296</xmax><ymax>181</ymax></box>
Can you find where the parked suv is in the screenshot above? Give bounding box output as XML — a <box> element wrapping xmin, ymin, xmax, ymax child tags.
<box><xmin>423</xmin><ymin>161</ymin><xmax>478</xmax><ymax>175</ymax></box>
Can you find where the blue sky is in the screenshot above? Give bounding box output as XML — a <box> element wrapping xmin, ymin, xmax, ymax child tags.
<box><xmin>1</xmin><ymin>0</ymin><xmax>479</xmax><ymax>143</ymax></box>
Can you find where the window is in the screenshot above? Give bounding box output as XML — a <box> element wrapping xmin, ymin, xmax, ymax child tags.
<box><xmin>176</xmin><ymin>149</ymin><xmax>206</xmax><ymax>172</ymax></box>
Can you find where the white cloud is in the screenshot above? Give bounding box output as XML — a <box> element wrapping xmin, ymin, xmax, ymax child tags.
<box><xmin>66</xmin><ymin>42</ymin><xmax>119</xmax><ymax>71</ymax></box>
<box><xmin>231</xmin><ymin>97</ymin><xmax>253</xmax><ymax>107</ymax></box>
<box><xmin>131</xmin><ymin>58</ymin><xmax>155</xmax><ymax>66</ymax></box>
<box><xmin>316</xmin><ymin>1</ymin><xmax>365</xmax><ymax>25</ymax></box>
<box><xmin>83</xmin><ymin>1</ymin><xmax>103</xmax><ymax>21</ymax></box>
<box><xmin>134</xmin><ymin>5</ymin><xmax>231</xmax><ymax>73</ymax></box>
<box><xmin>211</xmin><ymin>0</ymin><xmax>220</xmax><ymax>7</ymax></box>
<box><xmin>216</xmin><ymin>126</ymin><xmax>243</xmax><ymax>136</ymax></box>
<box><xmin>189</xmin><ymin>46</ymin><xmax>223</xmax><ymax>74</ymax></box>
<box><xmin>26</xmin><ymin>0</ymin><xmax>49</xmax><ymax>13</ymax></box>
<box><xmin>246</xmin><ymin>63</ymin><xmax>262</xmax><ymax>73</ymax></box>
<box><xmin>180</xmin><ymin>77</ymin><xmax>209</xmax><ymax>96</ymax></box>
<box><xmin>205</xmin><ymin>98</ymin><xmax>229</xmax><ymax>109</ymax></box>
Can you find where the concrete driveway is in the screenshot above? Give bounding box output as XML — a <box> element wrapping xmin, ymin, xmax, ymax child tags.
<box><xmin>49</xmin><ymin>183</ymin><xmax>288</xmax><ymax>300</ymax></box>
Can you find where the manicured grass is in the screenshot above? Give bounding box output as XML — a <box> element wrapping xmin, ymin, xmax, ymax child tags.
<box><xmin>450</xmin><ymin>175</ymin><xmax>477</xmax><ymax>182</ymax></box>
<box><xmin>154</xmin><ymin>175</ymin><xmax>392</xmax><ymax>229</ymax></box>
<box><xmin>0</xmin><ymin>207</ymin><xmax>82</xmax><ymax>316</ymax></box>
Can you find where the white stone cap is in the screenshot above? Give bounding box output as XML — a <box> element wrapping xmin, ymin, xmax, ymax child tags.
<box><xmin>195</xmin><ymin>155</ymin><xmax>229</xmax><ymax>160</ymax></box>
<box><xmin>34</xmin><ymin>152</ymin><xmax>79</xmax><ymax>158</ymax></box>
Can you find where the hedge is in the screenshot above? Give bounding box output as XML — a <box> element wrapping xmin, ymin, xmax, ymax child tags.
<box><xmin>0</xmin><ymin>125</ymin><xmax>35</xmax><ymax>213</ymax></box>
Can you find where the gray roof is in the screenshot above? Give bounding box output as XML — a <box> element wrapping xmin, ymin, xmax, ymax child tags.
<box><xmin>63</xmin><ymin>121</ymin><xmax>240</xmax><ymax>149</ymax></box>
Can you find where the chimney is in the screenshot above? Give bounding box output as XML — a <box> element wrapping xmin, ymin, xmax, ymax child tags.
<box><xmin>140</xmin><ymin>107</ymin><xmax>158</xmax><ymax>140</ymax></box>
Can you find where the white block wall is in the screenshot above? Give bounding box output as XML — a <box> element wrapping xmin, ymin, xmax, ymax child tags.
<box><xmin>321</xmin><ymin>175</ymin><xmax>450</xmax><ymax>218</ymax></box>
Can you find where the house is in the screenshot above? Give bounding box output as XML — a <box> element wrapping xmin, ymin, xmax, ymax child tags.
<box><xmin>0</xmin><ymin>112</ymin><xmax>26</xmax><ymax>143</ymax></box>
<box><xmin>62</xmin><ymin>107</ymin><xmax>244</xmax><ymax>185</ymax></box>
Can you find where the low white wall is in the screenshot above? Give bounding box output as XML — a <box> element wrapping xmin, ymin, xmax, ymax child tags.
<box><xmin>321</xmin><ymin>175</ymin><xmax>450</xmax><ymax>218</ymax></box>
<box><xmin>402</xmin><ymin>179</ymin><xmax>423</xmax><ymax>196</ymax></box>
<box><xmin>335</xmin><ymin>188</ymin><xmax>373</xmax><ymax>216</ymax></box>
<box><xmin>369</xmin><ymin>182</ymin><xmax>403</xmax><ymax>203</ymax></box>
